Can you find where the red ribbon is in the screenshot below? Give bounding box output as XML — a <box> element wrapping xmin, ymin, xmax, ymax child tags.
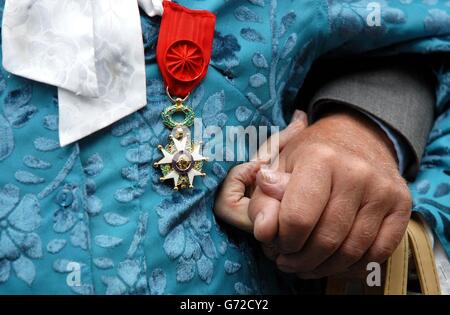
<box><xmin>156</xmin><ymin>1</ymin><xmax>216</xmax><ymax>98</ymax></box>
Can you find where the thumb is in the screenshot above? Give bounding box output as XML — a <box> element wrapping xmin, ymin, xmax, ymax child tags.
<box><xmin>214</xmin><ymin>161</ymin><xmax>266</xmax><ymax>233</ymax></box>
<box><xmin>252</xmin><ymin>110</ymin><xmax>308</xmax><ymax>162</ymax></box>
<box><xmin>251</xmin><ymin>170</ymin><xmax>290</xmax><ymax>243</ymax></box>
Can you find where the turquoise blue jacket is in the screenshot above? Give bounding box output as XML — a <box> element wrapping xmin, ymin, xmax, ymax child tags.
<box><xmin>0</xmin><ymin>0</ymin><xmax>450</xmax><ymax>294</ymax></box>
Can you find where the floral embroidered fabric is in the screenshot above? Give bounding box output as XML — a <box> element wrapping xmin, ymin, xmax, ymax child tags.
<box><xmin>0</xmin><ymin>0</ymin><xmax>450</xmax><ymax>294</ymax></box>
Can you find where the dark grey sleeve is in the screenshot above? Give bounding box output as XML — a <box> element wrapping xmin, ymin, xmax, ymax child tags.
<box><xmin>301</xmin><ymin>56</ymin><xmax>436</xmax><ymax>180</ymax></box>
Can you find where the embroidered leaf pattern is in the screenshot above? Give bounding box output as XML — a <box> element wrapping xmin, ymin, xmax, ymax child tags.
<box><xmin>0</xmin><ymin>114</ymin><xmax>14</xmax><ymax>161</ymax></box>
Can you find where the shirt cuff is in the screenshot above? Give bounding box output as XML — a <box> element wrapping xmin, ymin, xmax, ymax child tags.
<box><xmin>365</xmin><ymin>112</ymin><xmax>410</xmax><ymax>175</ymax></box>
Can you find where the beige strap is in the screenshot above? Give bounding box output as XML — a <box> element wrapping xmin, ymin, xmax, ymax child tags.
<box><xmin>327</xmin><ymin>216</ymin><xmax>441</xmax><ymax>295</ymax></box>
<box><xmin>326</xmin><ymin>237</ymin><xmax>408</xmax><ymax>295</ymax></box>
<box><xmin>407</xmin><ymin>216</ymin><xmax>441</xmax><ymax>295</ymax></box>
<box><xmin>384</xmin><ymin>233</ymin><xmax>409</xmax><ymax>295</ymax></box>
<box><xmin>326</xmin><ymin>234</ymin><xmax>409</xmax><ymax>295</ymax></box>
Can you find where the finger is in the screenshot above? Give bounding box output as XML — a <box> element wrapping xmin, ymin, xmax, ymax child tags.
<box><xmin>310</xmin><ymin>180</ymin><xmax>398</xmax><ymax>277</ymax></box>
<box><xmin>261</xmin><ymin>242</ymin><xmax>280</xmax><ymax>261</ymax></box>
<box><xmin>248</xmin><ymin>186</ymin><xmax>281</xmax><ymax>242</ymax></box>
<box><xmin>247</xmin><ymin>111</ymin><xmax>307</xmax><ymax>242</ymax></box>
<box><xmin>256</xmin><ymin>169</ymin><xmax>291</xmax><ymax>201</ymax></box>
<box><xmin>252</xmin><ymin>110</ymin><xmax>307</xmax><ymax>162</ymax></box>
<box><xmin>306</xmin><ymin>203</ymin><xmax>387</xmax><ymax>277</ymax></box>
<box><xmin>276</xmin><ymin>173</ymin><xmax>364</xmax><ymax>273</ymax></box>
<box><xmin>349</xmin><ymin>198</ymin><xmax>411</xmax><ymax>272</ymax></box>
<box><xmin>278</xmin><ymin>158</ymin><xmax>333</xmax><ymax>254</ymax></box>
<box><xmin>296</xmin><ymin>268</ymin><xmax>368</xmax><ymax>279</ymax></box>
<box><xmin>249</xmin><ymin>169</ymin><xmax>290</xmax><ymax>242</ymax></box>
<box><xmin>214</xmin><ymin>161</ymin><xmax>265</xmax><ymax>233</ymax></box>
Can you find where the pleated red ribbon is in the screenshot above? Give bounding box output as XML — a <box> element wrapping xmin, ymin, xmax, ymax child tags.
<box><xmin>156</xmin><ymin>1</ymin><xmax>216</xmax><ymax>98</ymax></box>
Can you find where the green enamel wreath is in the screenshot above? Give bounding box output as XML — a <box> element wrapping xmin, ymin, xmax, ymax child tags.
<box><xmin>161</xmin><ymin>104</ymin><xmax>195</xmax><ymax>129</ymax></box>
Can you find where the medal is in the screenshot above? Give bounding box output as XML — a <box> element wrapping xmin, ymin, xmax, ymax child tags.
<box><xmin>154</xmin><ymin>1</ymin><xmax>216</xmax><ymax>190</ymax></box>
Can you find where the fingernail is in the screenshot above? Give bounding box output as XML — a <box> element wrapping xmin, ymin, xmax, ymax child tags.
<box><xmin>260</xmin><ymin>163</ymin><xmax>271</xmax><ymax>170</ymax></box>
<box><xmin>255</xmin><ymin>159</ymin><xmax>270</xmax><ymax>165</ymax></box>
<box><xmin>291</xmin><ymin>110</ymin><xmax>307</xmax><ymax>124</ymax></box>
<box><xmin>259</xmin><ymin>168</ymin><xmax>278</xmax><ymax>184</ymax></box>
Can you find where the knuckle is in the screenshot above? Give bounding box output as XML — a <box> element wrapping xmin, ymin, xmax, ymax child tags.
<box><xmin>310</xmin><ymin>144</ymin><xmax>337</xmax><ymax>163</ymax></box>
<box><xmin>227</xmin><ymin>165</ymin><xmax>243</xmax><ymax>179</ymax></box>
<box><xmin>330</xmin><ymin>205</ymin><xmax>353</xmax><ymax>231</ymax></box>
<box><xmin>374</xmin><ymin>178</ymin><xmax>396</xmax><ymax>196</ymax></box>
<box><xmin>280</xmin><ymin>207</ymin><xmax>314</xmax><ymax>232</ymax></box>
<box><xmin>340</xmin><ymin>243</ymin><xmax>366</xmax><ymax>262</ymax></box>
<box><xmin>315</xmin><ymin>232</ymin><xmax>341</xmax><ymax>253</ymax></box>
<box><xmin>371</xmin><ymin>243</ymin><xmax>397</xmax><ymax>263</ymax></box>
<box><xmin>380</xmin><ymin>179</ymin><xmax>411</xmax><ymax>207</ymax></box>
<box><xmin>366</xmin><ymin>177</ymin><xmax>401</xmax><ymax>209</ymax></box>
<box><xmin>367</xmin><ymin>199</ymin><xmax>390</xmax><ymax>214</ymax></box>
<box><xmin>397</xmin><ymin>185</ymin><xmax>412</xmax><ymax>208</ymax></box>
<box><xmin>387</xmin><ymin>185</ymin><xmax>412</xmax><ymax>218</ymax></box>
<box><xmin>352</xmin><ymin>158</ymin><xmax>371</xmax><ymax>174</ymax></box>
<box><xmin>357</xmin><ymin>222</ymin><xmax>379</xmax><ymax>245</ymax></box>
<box><xmin>346</xmin><ymin>159</ymin><xmax>373</xmax><ymax>184</ymax></box>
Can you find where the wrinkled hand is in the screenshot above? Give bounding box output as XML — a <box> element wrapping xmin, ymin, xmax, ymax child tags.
<box><xmin>214</xmin><ymin>110</ymin><xmax>308</xmax><ymax>233</ymax></box>
<box><xmin>215</xmin><ymin>109</ymin><xmax>412</xmax><ymax>279</ymax></box>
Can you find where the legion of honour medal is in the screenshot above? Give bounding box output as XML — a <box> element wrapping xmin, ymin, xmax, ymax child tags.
<box><xmin>153</xmin><ymin>1</ymin><xmax>216</xmax><ymax>191</ymax></box>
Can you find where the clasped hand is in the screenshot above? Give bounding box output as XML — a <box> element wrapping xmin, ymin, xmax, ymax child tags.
<box><xmin>214</xmin><ymin>109</ymin><xmax>412</xmax><ymax>279</ymax></box>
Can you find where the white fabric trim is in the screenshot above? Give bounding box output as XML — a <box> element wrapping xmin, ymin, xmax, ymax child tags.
<box><xmin>2</xmin><ymin>0</ymin><xmax>169</xmax><ymax>146</ymax></box>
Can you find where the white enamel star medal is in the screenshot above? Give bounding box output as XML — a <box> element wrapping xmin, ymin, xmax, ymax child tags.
<box><xmin>154</xmin><ymin>1</ymin><xmax>215</xmax><ymax>191</ymax></box>
<box><xmin>154</xmin><ymin>89</ymin><xmax>208</xmax><ymax>190</ymax></box>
